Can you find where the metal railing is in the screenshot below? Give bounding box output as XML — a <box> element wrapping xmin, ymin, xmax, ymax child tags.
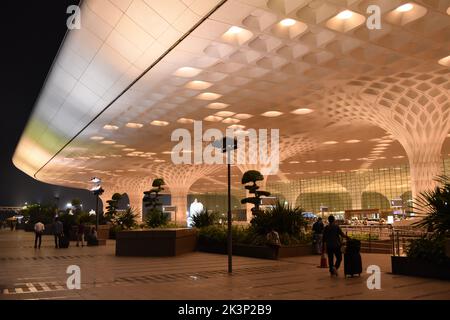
<box><xmin>391</xmin><ymin>228</ymin><xmax>428</xmax><ymax>256</ymax></box>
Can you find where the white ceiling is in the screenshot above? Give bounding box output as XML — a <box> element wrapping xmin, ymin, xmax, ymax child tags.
<box><xmin>13</xmin><ymin>0</ymin><xmax>450</xmax><ymax>195</ymax></box>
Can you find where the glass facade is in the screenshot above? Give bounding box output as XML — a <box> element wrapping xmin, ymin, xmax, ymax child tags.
<box><xmin>191</xmin><ymin>157</ymin><xmax>450</xmax><ymax>215</ymax></box>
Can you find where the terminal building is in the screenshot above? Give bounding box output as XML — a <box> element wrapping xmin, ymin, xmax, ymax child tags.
<box><xmin>13</xmin><ymin>0</ymin><xmax>450</xmax><ymax>224</ymax></box>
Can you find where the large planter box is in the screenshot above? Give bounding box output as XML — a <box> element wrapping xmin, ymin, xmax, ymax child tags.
<box><xmin>197</xmin><ymin>240</ymin><xmax>313</xmax><ymax>260</ymax></box>
<box><xmin>445</xmin><ymin>238</ymin><xmax>450</xmax><ymax>258</ymax></box>
<box><xmin>97</xmin><ymin>225</ymin><xmax>111</xmax><ymax>240</ymax></box>
<box><xmin>391</xmin><ymin>256</ymin><xmax>450</xmax><ymax>280</ymax></box>
<box><xmin>116</xmin><ymin>228</ymin><xmax>197</xmax><ymax>257</ymax></box>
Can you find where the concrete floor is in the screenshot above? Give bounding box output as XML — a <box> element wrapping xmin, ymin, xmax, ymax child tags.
<box><xmin>0</xmin><ymin>229</ymin><xmax>449</xmax><ymax>300</ymax></box>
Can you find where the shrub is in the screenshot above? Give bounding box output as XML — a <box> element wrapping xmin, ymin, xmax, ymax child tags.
<box><xmin>191</xmin><ymin>209</ymin><xmax>218</xmax><ymax>228</ymax></box>
<box><xmin>198</xmin><ymin>224</ymin><xmax>311</xmax><ymax>246</ymax></box>
<box><xmin>113</xmin><ymin>208</ymin><xmax>138</xmax><ymax>230</ymax></box>
<box><xmin>406</xmin><ymin>234</ymin><xmax>448</xmax><ymax>265</ymax></box>
<box><xmin>198</xmin><ymin>225</ymin><xmax>227</xmax><ymax>244</ymax></box>
<box><xmin>145</xmin><ymin>208</ymin><xmax>169</xmax><ymax>228</ymax></box>
<box><xmin>251</xmin><ymin>201</ymin><xmax>307</xmax><ymax>236</ymax></box>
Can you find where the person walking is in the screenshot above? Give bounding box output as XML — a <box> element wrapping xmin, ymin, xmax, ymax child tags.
<box><xmin>53</xmin><ymin>217</ymin><xmax>64</xmax><ymax>249</ymax></box>
<box><xmin>76</xmin><ymin>222</ymin><xmax>85</xmax><ymax>247</ymax></box>
<box><xmin>34</xmin><ymin>221</ymin><xmax>45</xmax><ymax>249</ymax></box>
<box><xmin>312</xmin><ymin>217</ymin><xmax>324</xmax><ymax>254</ymax></box>
<box><xmin>322</xmin><ymin>215</ymin><xmax>349</xmax><ymax>276</ymax></box>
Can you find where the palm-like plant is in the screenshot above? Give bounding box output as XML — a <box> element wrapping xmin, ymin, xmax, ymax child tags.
<box><xmin>250</xmin><ymin>200</ymin><xmax>306</xmax><ymax>236</ymax></box>
<box><xmin>414</xmin><ymin>175</ymin><xmax>450</xmax><ymax>235</ymax></box>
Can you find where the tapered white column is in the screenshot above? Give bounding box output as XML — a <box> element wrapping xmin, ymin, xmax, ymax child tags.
<box><xmin>169</xmin><ymin>187</ymin><xmax>189</xmax><ymax>226</ymax></box>
<box><xmin>402</xmin><ymin>141</ymin><xmax>444</xmax><ymax>202</ymax></box>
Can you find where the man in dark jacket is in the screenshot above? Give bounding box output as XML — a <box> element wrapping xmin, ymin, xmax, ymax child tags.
<box><xmin>53</xmin><ymin>217</ymin><xmax>64</xmax><ymax>248</ymax></box>
<box><xmin>322</xmin><ymin>215</ymin><xmax>349</xmax><ymax>276</ymax></box>
<box><xmin>312</xmin><ymin>217</ymin><xmax>324</xmax><ymax>254</ymax></box>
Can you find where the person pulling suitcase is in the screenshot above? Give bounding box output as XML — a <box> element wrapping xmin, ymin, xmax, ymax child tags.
<box><xmin>322</xmin><ymin>215</ymin><xmax>349</xmax><ymax>277</ymax></box>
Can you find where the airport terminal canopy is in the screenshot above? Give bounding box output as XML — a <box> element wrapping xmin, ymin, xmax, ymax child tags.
<box><xmin>13</xmin><ymin>0</ymin><xmax>450</xmax><ymax>220</ymax></box>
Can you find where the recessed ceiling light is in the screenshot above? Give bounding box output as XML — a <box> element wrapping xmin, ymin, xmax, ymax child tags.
<box><xmin>215</xmin><ymin>111</ymin><xmax>235</xmax><ymax>117</ymax></box>
<box><xmin>323</xmin><ymin>141</ymin><xmax>338</xmax><ymax>145</ymax></box>
<box><xmin>145</xmin><ymin>152</ymin><xmax>156</xmax><ymax>156</ymax></box>
<box><xmin>173</xmin><ymin>67</ymin><xmax>202</xmax><ymax>78</ymax></box>
<box><xmin>345</xmin><ymin>139</ymin><xmax>361</xmax><ymax>143</ymax></box>
<box><xmin>396</xmin><ymin>3</ymin><xmax>414</xmax><ymax>12</ymax></box>
<box><xmin>357</xmin><ymin>158</ymin><xmax>369</xmax><ymax>161</ymax></box>
<box><xmin>393</xmin><ymin>155</ymin><xmax>405</xmax><ymax>159</ymax></box>
<box><xmin>206</xmin><ymin>102</ymin><xmax>229</xmax><ymax>109</ymax></box>
<box><xmin>233</xmin><ymin>113</ymin><xmax>253</xmax><ymax>120</ymax></box>
<box><xmin>308</xmin><ymin>171</ymin><xmax>318</xmax><ymax>174</ymax></box>
<box><xmin>126</xmin><ymin>122</ymin><xmax>143</xmax><ymax>128</ymax></box>
<box><xmin>280</xmin><ymin>18</ymin><xmax>296</xmax><ymax>26</ymax></box>
<box><xmin>340</xmin><ymin>158</ymin><xmax>351</xmax><ymax>161</ymax></box>
<box><xmin>162</xmin><ymin>151</ymin><xmax>173</xmax><ymax>154</ymax></box>
<box><xmin>114</xmin><ymin>144</ymin><xmax>126</xmax><ymax>148</ymax></box>
<box><xmin>261</xmin><ymin>111</ymin><xmax>283</xmax><ymax>117</ymax></box>
<box><xmin>336</xmin><ymin>10</ymin><xmax>353</xmax><ymax>20</ymax></box>
<box><xmin>123</xmin><ymin>148</ymin><xmax>135</xmax><ymax>152</ymax></box>
<box><xmin>228</xmin><ymin>124</ymin><xmax>246</xmax><ymax>130</ymax></box>
<box><xmin>103</xmin><ymin>125</ymin><xmax>119</xmax><ymax>130</ymax></box>
<box><xmin>291</xmin><ymin>108</ymin><xmax>314</xmax><ymax>115</ymax></box>
<box><xmin>93</xmin><ymin>155</ymin><xmax>106</xmax><ymax>159</ymax></box>
<box><xmin>222</xmin><ymin>118</ymin><xmax>240</xmax><ymax>124</ymax></box>
<box><xmin>228</xmin><ymin>26</ymin><xmax>244</xmax><ymax>34</ymax></box>
<box><xmin>101</xmin><ymin>140</ymin><xmax>115</xmax><ymax>145</ymax></box>
<box><xmin>177</xmin><ymin>118</ymin><xmax>195</xmax><ymax>124</ymax></box>
<box><xmin>438</xmin><ymin>55</ymin><xmax>450</xmax><ymax>67</ymax></box>
<box><xmin>90</xmin><ymin>136</ymin><xmax>104</xmax><ymax>140</ymax></box>
<box><xmin>323</xmin><ymin>159</ymin><xmax>334</xmax><ymax>162</ymax></box>
<box><xmin>196</xmin><ymin>92</ymin><xmax>222</xmax><ymax>100</ymax></box>
<box><xmin>289</xmin><ymin>161</ymin><xmax>300</xmax><ymax>164</ymax></box>
<box><xmin>305</xmin><ymin>160</ymin><xmax>317</xmax><ymax>163</ymax></box>
<box><xmin>185</xmin><ymin>80</ymin><xmax>213</xmax><ymax>90</ymax></box>
<box><xmin>151</xmin><ymin>120</ymin><xmax>169</xmax><ymax>126</ymax></box>
<box><xmin>154</xmin><ymin>159</ymin><xmax>165</xmax><ymax>163</ymax></box>
<box><xmin>204</xmin><ymin>115</ymin><xmax>223</xmax><ymax>122</ymax></box>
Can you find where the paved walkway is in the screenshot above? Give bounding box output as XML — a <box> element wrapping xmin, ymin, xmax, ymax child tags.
<box><xmin>0</xmin><ymin>230</ymin><xmax>449</xmax><ymax>300</ymax></box>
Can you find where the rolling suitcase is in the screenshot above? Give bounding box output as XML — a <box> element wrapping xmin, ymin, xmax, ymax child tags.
<box><xmin>59</xmin><ymin>235</ymin><xmax>70</xmax><ymax>248</ymax></box>
<box><xmin>344</xmin><ymin>239</ymin><xmax>362</xmax><ymax>277</ymax></box>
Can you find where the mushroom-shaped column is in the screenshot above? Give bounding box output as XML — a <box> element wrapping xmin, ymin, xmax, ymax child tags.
<box><xmin>151</xmin><ymin>164</ymin><xmax>221</xmax><ymax>226</ymax></box>
<box><xmin>237</xmin><ymin>133</ymin><xmax>316</xmax><ymax>221</ymax></box>
<box><xmin>322</xmin><ymin>70</ymin><xmax>450</xmax><ymax>202</ymax></box>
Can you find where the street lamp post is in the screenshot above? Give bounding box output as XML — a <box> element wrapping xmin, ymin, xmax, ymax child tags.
<box><xmin>90</xmin><ymin>177</ymin><xmax>104</xmax><ymax>231</ymax></box>
<box><xmin>213</xmin><ymin>136</ymin><xmax>238</xmax><ymax>274</ymax></box>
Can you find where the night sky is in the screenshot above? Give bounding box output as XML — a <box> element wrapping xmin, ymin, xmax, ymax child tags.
<box><xmin>0</xmin><ymin>1</ymin><xmax>99</xmax><ymax>209</ymax></box>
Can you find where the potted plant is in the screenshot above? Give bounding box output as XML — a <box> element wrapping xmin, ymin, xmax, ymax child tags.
<box><xmin>391</xmin><ymin>175</ymin><xmax>450</xmax><ymax>279</ymax></box>
<box><xmin>115</xmin><ymin>178</ymin><xmax>197</xmax><ymax>257</ymax></box>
